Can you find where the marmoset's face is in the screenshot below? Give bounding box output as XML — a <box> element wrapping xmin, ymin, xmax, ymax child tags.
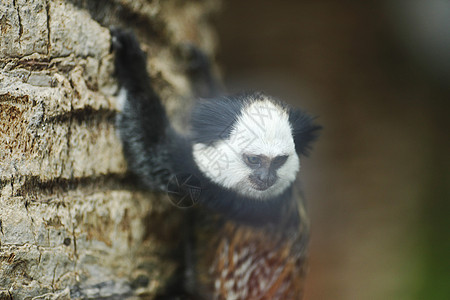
<box><xmin>193</xmin><ymin>100</ymin><xmax>300</xmax><ymax>200</ymax></box>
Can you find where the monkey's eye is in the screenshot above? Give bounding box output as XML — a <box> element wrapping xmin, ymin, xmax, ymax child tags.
<box><xmin>272</xmin><ymin>155</ymin><xmax>288</xmax><ymax>168</ymax></box>
<box><xmin>244</xmin><ymin>155</ymin><xmax>261</xmax><ymax>167</ymax></box>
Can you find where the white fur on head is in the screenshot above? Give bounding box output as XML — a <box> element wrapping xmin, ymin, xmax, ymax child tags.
<box><xmin>193</xmin><ymin>98</ymin><xmax>300</xmax><ymax>200</ymax></box>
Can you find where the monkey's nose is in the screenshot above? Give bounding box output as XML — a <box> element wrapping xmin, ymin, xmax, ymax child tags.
<box><xmin>256</xmin><ymin>173</ymin><xmax>276</xmax><ymax>189</ymax></box>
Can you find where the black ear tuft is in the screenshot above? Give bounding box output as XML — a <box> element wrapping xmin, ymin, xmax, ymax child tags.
<box><xmin>289</xmin><ymin>109</ymin><xmax>322</xmax><ymax>156</ymax></box>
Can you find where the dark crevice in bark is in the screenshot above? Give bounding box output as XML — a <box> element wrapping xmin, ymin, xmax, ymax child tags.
<box><xmin>45</xmin><ymin>108</ymin><xmax>117</xmax><ymax>125</ymax></box>
<box><xmin>13</xmin><ymin>0</ymin><xmax>22</xmax><ymax>47</ymax></box>
<box><xmin>13</xmin><ymin>173</ymin><xmax>136</xmax><ymax>200</ymax></box>
<box><xmin>46</xmin><ymin>0</ymin><xmax>51</xmax><ymax>56</ymax></box>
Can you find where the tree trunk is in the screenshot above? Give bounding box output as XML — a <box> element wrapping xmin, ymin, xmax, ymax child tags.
<box><xmin>0</xmin><ymin>0</ymin><xmax>220</xmax><ymax>298</ymax></box>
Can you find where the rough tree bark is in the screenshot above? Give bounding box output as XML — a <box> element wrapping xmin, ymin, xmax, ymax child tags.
<box><xmin>0</xmin><ymin>0</ymin><xmax>220</xmax><ymax>299</ymax></box>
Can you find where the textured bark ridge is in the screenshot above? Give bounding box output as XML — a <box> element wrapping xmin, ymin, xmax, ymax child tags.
<box><xmin>0</xmin><ymin>0</ymin><xmax>220</xmax><ymax>299</ymax></box>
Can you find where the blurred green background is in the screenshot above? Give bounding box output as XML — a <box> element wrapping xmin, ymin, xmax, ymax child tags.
<box><xmin>213</xmin><ymin>1</ymin><xmax>450</xmax><ymax>299</ymax></box>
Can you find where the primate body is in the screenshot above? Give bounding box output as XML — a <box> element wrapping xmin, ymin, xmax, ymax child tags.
<box><xmin>112</xmin><ymin>29</ymin><xmax>320</xmax><ymax>299</ymax></box>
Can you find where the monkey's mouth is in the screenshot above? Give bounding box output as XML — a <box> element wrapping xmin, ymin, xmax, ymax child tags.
<box><xmin>248</xmin><ymin>176</ymin><xmax>276</xmax><ymax>191</ymax></box>
<box><xmin>252</xmin><ymin>185</ymin><xmax>270</xmax><ymax>191</ymax></box>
